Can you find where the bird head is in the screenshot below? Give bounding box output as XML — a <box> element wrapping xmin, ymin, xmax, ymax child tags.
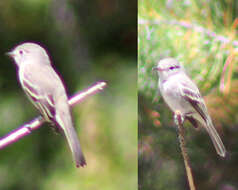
<box><xmin>6</xmin><ymin>42</ymin><xmax>50</xmax><ymax>67</ymax></box>
<box><xmin>153</xmin><ymin>57</ymin><xmax>184</xmax><ymax>80</ymax></box>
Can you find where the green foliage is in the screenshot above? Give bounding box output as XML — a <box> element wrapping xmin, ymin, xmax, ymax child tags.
<box><xmin>0</xmin><ymin>0</ymin><xmax>137</xmax><ymax>190</ymax></box>
<box><xmin>139</xmin><ymin>0</ymin><xmax>238</xmax><ymax>189</ymax></box>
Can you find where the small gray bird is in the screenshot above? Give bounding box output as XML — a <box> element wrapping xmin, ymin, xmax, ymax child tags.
<box><xmin>7</xmin><ymin>42</ymin><xmax>86</xmax><ymax>167</ymax></box>
<box><xmin>153</xmin><ymin>57</ymin><xmax>226</xmax><ymax>157</ymax></box>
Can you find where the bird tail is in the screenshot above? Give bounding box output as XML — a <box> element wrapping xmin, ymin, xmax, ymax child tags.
<box><xmin>204</xmin><ymin>117</ymin><xmax>226</xmax><ymax>157</ymax></box>
<box><xmin>55</xmin><ymin>107</ymin><xmax>86</xmax><ymax>167</ymax></box>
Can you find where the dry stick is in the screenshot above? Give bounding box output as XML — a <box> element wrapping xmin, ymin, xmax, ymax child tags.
<box><xmin>0</xmin><ymin>81</ymin><xmax>107</xmax><ymax>149</ymax></box>
<box><xmin>175</xmin><ymin>111</ymin><xmax>196</xmax><ymax>190</ymax></box>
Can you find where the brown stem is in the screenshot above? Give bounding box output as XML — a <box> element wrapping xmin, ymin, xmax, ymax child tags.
<box><xmin>175</xmin><ymin>111</ymin><xmax>196</xmax><ymax>190</ymax></box>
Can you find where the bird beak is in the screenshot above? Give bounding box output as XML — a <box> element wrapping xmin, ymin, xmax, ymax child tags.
<box><xmin>152</xmin><ymin>67</ymin><xmax>157</xmax><ymax>71</ymax></box>
<box><xmin>152</xmin><ymin>66</ymin><xmax>160</xmax><ymax>71</ymax></box>
<box><xmin>5</xmin><ymin>51</ymin><xmax>15</xmax><ymax>58</ymax></box>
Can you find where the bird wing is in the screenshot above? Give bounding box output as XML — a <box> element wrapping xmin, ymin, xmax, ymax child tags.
<box><xmin>19</xmin><ymin>64</ymin><xmax>86</xmax><ymax>166</ymax></box>
<box><xmin>21</xmin><ymin>70</ymin><xmax>56</xmax><ymax>122</ymax></box>
<box><xmin>178</xmin><ymin>77</ymin><xmax>209</xmax><ymax>122</ymax></box>
<box><xmin>178</xmin><ymin>75</ymin><xmax>226</xmax><ymax>157</ymax></box>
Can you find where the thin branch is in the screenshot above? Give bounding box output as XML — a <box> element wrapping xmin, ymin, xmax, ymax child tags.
<box><xmin>175</xmin><ymin>111</ymin><xmax>196</xmax><ymax>190</ymax></box>
<box><xmin>220</xmin><ymin>54</ymin><xmax>234</xmax><ymax>94</ymax></box>
<box><xmin>139</xmin><ymin>18</ymin><xmax>238</xmax><ymax>47</ymax></box>
<box><xmin>0</xmin><ymin>81</ymin><xmax>107</xmax><ymax>149</ymax></box>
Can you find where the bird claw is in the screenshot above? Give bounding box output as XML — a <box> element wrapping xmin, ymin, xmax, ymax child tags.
<box><xmin>174</xmin><ymin>111</ymin><xmax>184</xmax><ymax>126</ymax></box>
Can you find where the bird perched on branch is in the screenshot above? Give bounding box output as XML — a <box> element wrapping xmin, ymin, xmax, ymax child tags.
<box><xmin>153</xmin><ymin>57</ymin><xmax>226</xmax><ymax>157</ymax></box>
<box><xmin>7</xmin><ymin>42</ymin><xmax>86</xmax><ymax>167</ymax></box>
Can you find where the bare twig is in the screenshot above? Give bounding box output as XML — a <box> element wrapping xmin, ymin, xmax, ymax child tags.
<box><xmin>139</xmin><ymin>18</ymin><xmax>238</xmax><ymax>47</ymax></box>
<box><xmin>220</xmin><ymin>54</ymin><xmax>235</xmax><ymax>94</ymax></box>
<box><xmin>175</xmin><ymin>111</ymin><xmax>196</xmax><ymax>190</ymax></box>
<box><xmin>0</xmin><ymin>81</ymin><xmax>107</xmax><ymax>149</ymax></box>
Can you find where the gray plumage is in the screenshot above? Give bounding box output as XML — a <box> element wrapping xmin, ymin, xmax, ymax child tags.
<box><xmin>7</xmin><ymin>42</ymin><xmax>86</xmax><ymax>167</ymax></box>
<box><xmin>153</xmin><ymin>57</ymin><xmax>226</xmax><ymax>157</ymax></box>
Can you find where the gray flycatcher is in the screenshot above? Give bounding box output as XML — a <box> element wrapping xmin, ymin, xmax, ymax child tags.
<box><xmin>7</xmin><ymin>42</ymin><xmax>86</xmax><ymax>167</ymax></box>
<box><xmin>153</xmin><ymin>57</ymin><xmax>226</xmax><ymax>157</ymax></box>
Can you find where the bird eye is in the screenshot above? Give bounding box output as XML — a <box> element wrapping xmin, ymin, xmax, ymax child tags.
<box><xmin>19</xmin><ymin>50</ymin><xmax>23</xmax><ymax>55</ymax></box>
<box><xmin>169</xmin><ymin>65</ymin><xmax>180</xmax><ymax>70</ymax></box>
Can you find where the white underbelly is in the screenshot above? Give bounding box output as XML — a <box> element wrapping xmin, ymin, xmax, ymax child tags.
<box><xmin>160</xmin><ymin>81</ymin><xmax>193</xmax><ymax>115</ymax></box>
